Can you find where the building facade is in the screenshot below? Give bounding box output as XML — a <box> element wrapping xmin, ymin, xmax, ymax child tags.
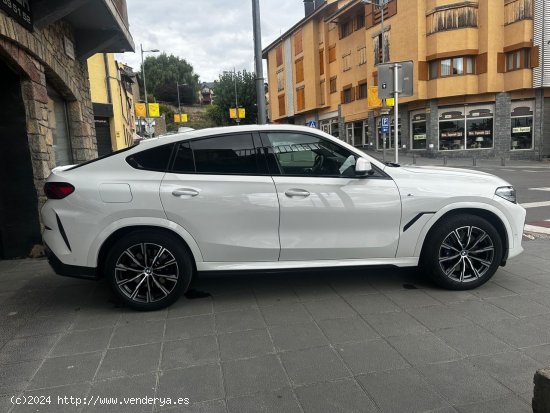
<box><xmin>88</xmin><ymin>53</ymin><xmax>137</xmax><ymax>156</ymax></box>
<box><xmin>263</xmin><ymin>0</ymin><xmax>550</xmax><ymax>160</ymax></box>
<box><xmin>0</xmin><ymin>0</ymin><xmax>133</xmax><ymax>258</ymax></box>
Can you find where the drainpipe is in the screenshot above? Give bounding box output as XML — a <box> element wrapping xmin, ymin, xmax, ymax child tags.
<box><xmin>104</xmin><ymin>53</ymin><xmax>113</xmax><ymax>104</ymax></box>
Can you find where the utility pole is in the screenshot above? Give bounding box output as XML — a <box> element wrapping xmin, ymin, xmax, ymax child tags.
<box><xmin>252</xmin><ymin>0</ymin><xmax>267</xmax><ymax>124</ymax></box>
<box><xmin>140</xmin><ymin>44</ymin><xmax>159</xmax><ymax>138</ymax></box>
<box><xmin>176</xmin><ymin>81</ymin><xmax>181</xmax><ymax>118</ymax></box>
<box><xmin>234</xmin><ymin>68</ymin><xmax>240</xmax><ymax>125</ymax></box>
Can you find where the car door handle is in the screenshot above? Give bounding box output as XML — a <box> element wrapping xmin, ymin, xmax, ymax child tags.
<box><xmin>285</xmin><ymin>189</ymin><xmax>310</xmax><ymax>198</ymax></box>
<box><xmin>172</xmin><ymin>188</ymin><xmax>199</xmax><ymax>198</ymax></box>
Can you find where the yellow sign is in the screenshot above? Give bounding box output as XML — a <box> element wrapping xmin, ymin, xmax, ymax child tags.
<box><xmin>174</xmin><ymin>114</ymin><xmax>188</xmax><ymax>123</ymax></box>
<box><xmin>149</xmin><ymin>103</ymin><xmax>160</xmax><ymax>118</ymax></box>
<box><xmin>135</xmin><ymin>103</ymin><xmax>161</xmax><ymax>118</ymax></box>
<box><xmin>368</xmin><ymin>87</ymin><xmax>382</xmax><ymax>109</ymax></box>
<box><xmin>229</xmin><ymin>108</ymin><xmax>246</xmax><ymax>119</ymax></box>
<box><xmin>386</xmin><ymin>98</ymin><xmax>395</xmax><ymax>107</ymax></box>
<box><xmin>135</xmin><ymin>102</ymin><xmax>146</xmax><ymax>118</ymax></box>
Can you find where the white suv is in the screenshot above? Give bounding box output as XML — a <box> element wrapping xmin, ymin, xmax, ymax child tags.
<box><xmin>42</xmin><ymin>125</ymin><xmax>526</xmax><ymax>310</ymax></box>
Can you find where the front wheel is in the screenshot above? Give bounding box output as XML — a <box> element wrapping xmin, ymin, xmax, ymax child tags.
<box><xmin>421</xmin><ymin>214</ymin><xmax>503</xmax><ymax>290</ymax></box>
<box><xmin>105</xmin><ymin>230</ymin><xmax>193</xmax><ymax>310</ymax></box>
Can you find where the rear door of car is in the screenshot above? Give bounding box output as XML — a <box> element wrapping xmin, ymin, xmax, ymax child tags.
<box><xmin>160</xmin><ymin>132</ymin><xmax>280</xmax><ymax>263</ymax></box>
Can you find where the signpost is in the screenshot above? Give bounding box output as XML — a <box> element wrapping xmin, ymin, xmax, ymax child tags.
<box><xmin>308</xmin><ymin>120</ymin><xmax>317</xmax><ymax>128</ymax></box>
<box><xmin>230</xmin><ymin>108</ymin><xmax>245</xmax><ymax>122</ymax></box>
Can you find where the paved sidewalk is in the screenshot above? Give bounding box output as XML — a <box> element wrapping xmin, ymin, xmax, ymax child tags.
<box><xmin>1</xmin><ymin>240</ymin><xmax>550</xmax><ymax>412</ymax></box>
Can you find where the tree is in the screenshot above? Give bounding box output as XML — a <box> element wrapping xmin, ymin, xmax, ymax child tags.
<box><xmin>139</xmin><ymin>53</ymin><xmax>200</xmax><ymax>105</ymax></box>
<box><xmin>207</xmin><ymin>70</ymin><xmax>258</xmax><ymax>126</ymax></box>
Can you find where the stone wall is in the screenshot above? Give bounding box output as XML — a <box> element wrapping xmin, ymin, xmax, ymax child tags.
<box><xmin>0</xmin><ymin>12</ymin><xmax>97</xmax><ymax>208</ymax></box>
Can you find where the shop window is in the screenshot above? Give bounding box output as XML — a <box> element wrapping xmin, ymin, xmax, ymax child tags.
<box><xmin>277</xmin><ymin>70</ymin><xmax>285</xmax><ymax>92</ymax></box>
<box><xmin>411</xmin><ymin>113</ymin><xmax>427</xmax><ymax>150</ymax></box>
<box><xmin>466</xmin><ymin>117</ymin><xmax>494</xmax><ymax>149</ymax></box>
<box><xmin>295</xmin><ymin>58</ymin><xmax>304</xmax><ymax>83</ymax></box>
<box><xmin>47</xmin><ymin>87</ymin><xmax>73</xmax><ymax>166</ymax></box>
<box><xmin>353</xmin><ymin>122</ymin><xmax>363</xmax><ymax>147</ymax></box>
<box><xmin>377</xmin><ymin>116</ymin><xmax>401</xmax><ymax>150</ymax></box>
<box><xmin>330</xmin><ymin>76</ymin><xmax>337</xmax><ymax>94</ymax></box>
<box><xmin>343</xmin><ymin>53</ymin><xmax>351</xmax><ymax>71</ymax></box>
<box><xmin>439</xmin><ymin>107</ymin><xmax>494</xmax><ymax>151</ymax></box>
<box><xmin>511</xmin><ymin>103</ymin><xmax>534</xmax><ymax>150</ymax></box>
<box><xmin>439</xmin><ymin>119</ymin><xmax>466</xmax><ymax>150</ymax></box>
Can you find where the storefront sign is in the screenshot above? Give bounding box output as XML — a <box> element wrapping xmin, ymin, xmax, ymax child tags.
<box><xmin>512</xmin><ymin>126</ymin><xmax>531</xmax><ymax>133</ymax></box>
<box><xmin>1</xmin><ymin>0</ymin><xmax>32</xmax><ymax>31</ymax></box>
<box><xmin>441</xmin><ymin>132</ymin><xmax>463</xmax><ymax>138</ymax></box>
<box><xmin>413</xmin><ymin>134</ymin><xmax>427</xmax><ymax>141</ymax></box>
<box><xmin>467</xmin><ymin>130</ymin><xmax>491</xmax><ymax>137</ymax></box>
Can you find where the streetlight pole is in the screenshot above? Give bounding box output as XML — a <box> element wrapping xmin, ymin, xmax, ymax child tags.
<box><xmin>234</xmin><ymin>68</ymin><xmax>240</xmax><ymax>125</ymax></box>
<box><xmin>252</xmin><ymin>0</ymin><xmax>267</xmax><ymax>124</ymax></box>
<box><xmin>140</xmin><ymin>44</ymin><xmax>159</xmax><ymax>138</ymax></box>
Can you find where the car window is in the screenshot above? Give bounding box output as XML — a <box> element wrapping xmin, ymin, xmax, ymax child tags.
<box><xmin>172</xmin><ymin>142</ymin><xmax>195</xmax><ymax>173</ymax></box>
<box><xmin>126</xmin><ymin>143</ymin><xmax>175</xmax><ymax>172</ymax></box>
<box><xmin>191</xmin><ymin>134</ymin><xmax>259</xmax><ymax>175</ymax></box>
<box><xmin>265</xmin><ymin>132</ymin><xmax>358</xmax><ymax>177</ymax></box>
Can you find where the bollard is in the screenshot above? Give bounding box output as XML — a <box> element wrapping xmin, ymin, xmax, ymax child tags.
<box><xmin>443</xmin><ymin>156</ymin><xmax>447</xmax><ymax>166</ymax></box>
<box><xmin>473</xmin><ymin>157</ymin><xmax>476</xmax><ymax>167</ymax></box>
<box><xmin>501</xmin><ymin>157</ymin><xmax>506</xmax><ymax>167</ymax></box>
<box><xmin>413</xmin><ymin>154</ymin><xmax>416</xmax><ymax>165</ymax></box>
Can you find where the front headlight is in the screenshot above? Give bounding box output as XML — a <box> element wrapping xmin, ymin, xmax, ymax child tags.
<box><xmin>495</xmin><ymin>186</ymin><xmax>516</xmax><ymax>204</ymax></box>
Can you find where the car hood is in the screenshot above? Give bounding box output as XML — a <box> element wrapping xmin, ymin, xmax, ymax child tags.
<box><xmin>391</xmin><ymin>165</ymin><xmax>512</xmax><ymax>188</ymax></box>
<box><xmin>399</xmin><ymin>165</ymin><xmax>493</xmax><ymax>177</ymax></box>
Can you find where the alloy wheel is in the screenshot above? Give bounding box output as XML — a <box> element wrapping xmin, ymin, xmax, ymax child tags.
<box><xmin>114</xmin><ymin>243</ymin><xmax>179</xmax><ymax>303</ymax></box>
<box><xmin>438</xmin><ymin>226</ymin><xmax>495</xmax><ymax>283</ymax></box>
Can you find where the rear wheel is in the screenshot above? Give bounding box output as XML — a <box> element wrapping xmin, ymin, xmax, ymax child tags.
<box><xmin>105</xmin><ymin>230</ymin><xmax>193</xmax><ymax>310</ymax></box>
<box><xmin>422</xmin><ymin>214</ymin><xmax>503</xmax><ymax>290</ymax></box>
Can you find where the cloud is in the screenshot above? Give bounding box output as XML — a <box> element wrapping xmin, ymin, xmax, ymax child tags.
<box><xmin>117</xmin><ymin>0</ymin><xmax>305</xmax><ymax>82</ymax></box>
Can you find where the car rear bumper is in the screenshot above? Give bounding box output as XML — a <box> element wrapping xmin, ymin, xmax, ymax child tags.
<box><xmin>46</xmin><ymin>246</ymin><xmax>98</xmax><ymax>280</ymax></box>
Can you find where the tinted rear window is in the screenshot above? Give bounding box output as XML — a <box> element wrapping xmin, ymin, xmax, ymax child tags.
<box><xmin>126</xmin><ymin>144</ymin><xmax>175</xmax><ymax>172</ymax></box>
<box><xmin>191</xmin><ymin>134</ymin><xmax>258</xmax><ymax>175</ymax></box>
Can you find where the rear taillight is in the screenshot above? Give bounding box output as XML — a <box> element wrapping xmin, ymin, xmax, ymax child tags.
<box><xmin>44</xmin><ymin>182</ymin><xmax>75</xmax><ymax>199</ymax></box>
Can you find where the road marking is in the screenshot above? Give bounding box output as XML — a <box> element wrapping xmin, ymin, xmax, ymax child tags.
<box><xmin>524</xmin><ymin>224</ymin><xmax>550</xmax><ymax>235</ymax></box>
<box><xmin>520</xmin><ymin>200</ymin><xmax>550</xmax><ymax>209</ymax></box>
<box><xmin>502</xmin><ymin>169</ymin><xmax>515</xmax><ymax>172</ymax></box>
<box><xmin>529</xmin><ymin>187</ymin><xmax>550</xmax><ymax>192</ymax></box>
<box><xmin>522</xmin><ymin>170</ymin><xmax>539</xmax><ymax>173</ymax></box>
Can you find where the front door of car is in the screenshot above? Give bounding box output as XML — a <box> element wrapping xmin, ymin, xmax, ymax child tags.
<box><xmin>160</xmin><ymin>133</ymin><xmax>280</xmax><ymax>263</ymax></box>
<box><xmin>262</xmin><ymin>131</ymin><xmax>402</xmax><ymax>261</ymax></box>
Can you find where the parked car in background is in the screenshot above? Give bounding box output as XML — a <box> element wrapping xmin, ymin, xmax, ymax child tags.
<box><xmin>42</xmin><ymin>125</ymin><xmax>526</xmax><ymax>310</ymax></box>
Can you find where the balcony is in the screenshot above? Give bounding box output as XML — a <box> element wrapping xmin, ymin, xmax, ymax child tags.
<box><xmin>33</xmin><ymin>0</ymin><xmax>134</xmax><ymax>59</ymax></box>
<box><xmin>426</xmin><ymin>2</ymin><xmax>478</xmax><ymax>35</ymax></box>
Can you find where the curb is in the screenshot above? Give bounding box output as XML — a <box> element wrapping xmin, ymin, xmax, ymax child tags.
<box><xmin>524</xmin><ymin>225</ymin><xmax>550</xmax><ymax>236</ymax></box>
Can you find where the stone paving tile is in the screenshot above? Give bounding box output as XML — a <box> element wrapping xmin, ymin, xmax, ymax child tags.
<box><xmin>96</xmin><ymin>342</ymin><xmax>162</xmax><ymax>380</ymax></box>
<box><xmin>51</xmin><ymin>327</ymin><xmax>113</xmax><ymax>357</ymax></box>
<box><xmin>291</xmin><ymin>281</ymin><xmax>336</xmax><ymax>302</ymax></box>
<box><xmin>260</xmin><ymin>302</ymin><xmax>313</xmax><ymax>326</ymax></box>
<box><xmin>362</xmin><ymin>311</ymin><xmax>429</xmax><ymax>337</ymax></box>
<box><xmin>167</xmin><ymin>297</ymin><xmax>213</xmax><ymax>318</ymax></box>
<box><xmin>0</xmin><ymin>394</ymin><xmax>15</xmax><ymax>412</ymax></box>
<box><xmin>226</xmin><ymin>387</ymin><xmax>301</xmax><ymax>413</ymax></box>
<box><xmin>480</xmin><ymin>317</ymin><xmax>550</xmax><ymax>348</ymax></box>
<box><xmin>407</xmin><ymin>306</ymin><xmax>474</xmax><ymax>331</ymax></box>
<box><xmin>423</xmin><ymin>288</ymin><xmax>478</xmax><ymax>304</ymax></box>
<box><xmin>162</xmin><ymin>336</ymin><xmax>218</xmax><ymax>370</ymax></box>
<box><xmin>383</xmin><ymin>290</ymin><xmax>441</xmax><ymax>309</ymax></box>
<box><xmin>0</xmin><ymin>360</ymin><xmax>41</xmax><ymax>395</ymax></box>
<box><xmin>328</xmin><ymin>277</ymin><xmax>377</xmax><ymax>296</ymax></box>
<box><xmin>217</xmin><ymin>329</ymin><xmax>274</xmax><ymax>361</ymax></box>
<box><xmin>345</xmin><ymin>293</ymin><xmax>400</xmax><ymax>314</ymax></box>
<box><xmin>446</xmin><ymin>301</ymin><xmax>516</xmax><ymax>324</ymax></box>
<box><xmin>417</xmin><ymin>360</ymin><xmax>512</xmax><ymax>405</ymax></box>
<box><xmin>15</xmin><ymin>315</ymin><xmax>75</xmax><ymax>338</ymax></box>
<box><xmin>435</xmin><ymin>325</ymin><xmax>512</xmax><ymax>357</ymax></box>
<box><xmin>485</xmin><ymin>295</ymin><xmax>550</xmax><ymax>318</ymax></box>
<box><xmin>454</xmin><ymin>394</ymin><xmax>531</xmax><ymax>413</ymax></box>
<box><xmin>29</xmin><ymin>352</ymin><xmax>102</xmax><ymax>390</ymax></box>
<box><xmin>158</xmin><ymin>399</ymin><xmax>227</xmax><ymax>413</ymax></box>
<box><xmin>294</xmin><ymin>378</ymin><xmax>378</xmax><ymax>413</ymax></box>
<box><xmin>212</xmin><ymin>291</ymin><xmax>258</xmax><ymax>313</ymax></box>
<box><xmin>492</xmin><ymin>275</ymin><xmax>545</xmax><ymax>294</ymax></box>
<box><xmin>158</xmin><ymin>364</ymin><xmax>224</xmax><ymax>403</ymax></box>
<box><xmin>356</xmin><ymin>367</ymin><xmax>450</xmax><ymax>413</ymax></box>
<box><xmin>14</xmin><ymin>383</ymin><xmax>91</xmax><ymax>413</ymax></box>
<box><xmin>521</xmin><ymin>343</ymin><xmax>550</xmax><ymax>365</ymax></box>
<box><xmin>336</xmin><ymin>339</ymin><xmax>409</xmax><ymax>375</ymax></box>
<box><xmin>214</xmin><ymin>308</ymin><xmax>265</xmax><ymax>334</ymax></box>
<box><xmin>303</xmin><ymin>298</ymin><xmax>357</xmax><ymax>321</ymax></box>
<box><xmin>387</xmin><ymin>332</ymin><xmax>461</xmax><ymax>365</ymax></box>
<box><xmin>468</xmin><ymin>282</ymin><xmax>516</xmax><ymax>299</ymax></box>
<box><xmin>221</xmin><ymin>355</ymin><xmax>289</xmax><ymax>398</ymax></box>
<box><xmin>280</xmin><ymin>346</ymin><xmax>350</xmax><ymax>386</ymax></box>
<box><xmin>0</xmin><ymin>334</ymin><xmax>60</xmax><ymax>365</ymax></box>
<box><xmin>71</xmin><ymin>312</ymin><xmax>121</xmax><ymax>331</ymax></box>
<box><xmin>109</xmin><ymin>319</ymin><xmax>164</xmax><ymax>348</ymax></box>
<box><xmin>467</xmin><ymin>351</ymin><xmax>541</xmax><ymax>395</ymax></box>
<box><xmin>268</xmin><ymin>323</ymin><xmax>328</xmax><ymax>351</ymax></box>
<box><xmin>523</xmin><ymin>273</ymin><xmax>550</xmax><ymax>289</ymax></box>
<box><xmin>84</xmin><ymin>373</ymin><xmax>157</xmax><ymax>413</ymax></box>
<box><xmin>253</xmin><ymin>285</ymin><xmax>300</xmax><ymax>307</ymax></box>
<box><xmin>522</xmin><ymin>290</ymin><xmax>550</xmax><ymax>307</ymax></box>
<box><xmin>316</xmin><ymin>317</ymin><xmax>379</xmax><ymax>344</ymax></box>
<box><xmin>165</xmin><ymin>315</ymin><xmax>215</xmax><ymax>341</ymax></box>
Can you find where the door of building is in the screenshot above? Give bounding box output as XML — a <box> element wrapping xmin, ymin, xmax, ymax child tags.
<box><xmin>0</xmin><ymin>61</ymin><xmax>41</xmax><ymax>258</ymax></box>
<box><xmin>95</xmin><ymin>118</ymin><xmax>112</xmax><ymax>157</ymax></box>
<box><xmin>543</xmin><ymin>98</ymin><xmax>550</xmax><ymax>158</ymax></box>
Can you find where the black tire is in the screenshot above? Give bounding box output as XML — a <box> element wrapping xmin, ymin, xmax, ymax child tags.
<box><xmin>105</xmin><ymin>230</ymin><xmax>193</xmax><ymax>310</ymax></box>
<box><xmin>421</xmin><ymin>214</ymin><xmax>503</xmax><ymax>290</ymax></box>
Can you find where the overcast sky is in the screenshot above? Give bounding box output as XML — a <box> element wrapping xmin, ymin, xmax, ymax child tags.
<box><xmin>117</xmin><ymin>0</ymin><xmax>305</xmax><ymax>82</ymax></box>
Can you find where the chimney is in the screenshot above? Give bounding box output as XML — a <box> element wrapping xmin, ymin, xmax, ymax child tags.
<box><xmin>304</xmin><ymin>0</ymin><xmax>314</xmax><ymax>16</ymax></box>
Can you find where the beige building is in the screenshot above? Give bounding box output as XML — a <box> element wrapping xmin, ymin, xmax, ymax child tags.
<box><xmin>263</xmin><ymin>0</ymin><xmax>550</xmax><ymax>160</ymax></box>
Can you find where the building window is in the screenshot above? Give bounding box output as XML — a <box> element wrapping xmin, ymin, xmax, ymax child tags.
<box><xmin>294</xmin><ymin>30</ymin><xmax>303</xmax><ymax>55</ymax></box>
<box><xmin>357</xmin><ymin>82</ymin><xmax>368</xmax><ymax>100</ymax></box>
<box><xmin>427</xmin><ymin>4</ymin><xmax>478</xmax><ymax>34</ymax></box>
<box><xmin>340</xmin><ymin>20</ymin><xmax>352</xmax><ymax>39</ymax></box>
<box><xmin>411</xmin><ymin>112</ymin><xmax>427</xmax><ymax>150</ymax></box>
<box><xmin>47</xmin><ymin>87</ymin><xmax>73</xmax><ymax>166</ymax></box>
<box><xmin>320</xmin><ymin>80</ymin><xmax>326</xmax><ymax>106</ymax></box>
<box><xmin>429</xmin><ymin>56</ymin><xmax>475</xmax><ymax>79</ymax></box>
<box><xmin>355</xmin><ymin>13</ymin><xmax>365</xmax><ymax>30</ymax></box>
<box><xmin>276</xmin><ymin>44</ymin><xmax>283</xmax><ymax>67</ymax></box>
<box><xmin>277</xmin><ymin>70</ymin><xmax>285</xmax><ymax>92</ymax></box>
<box><xmin>342</xmin><ymin>86</ymin><xmax>353</xmax><ymax>104</ymax></box>
<box><xmin>439</xmin><ymin>106</ymin><xmax>494</xmax><ymax>151</ymax></box>
<box><xmin>330</xmin><ymin>76</ymin><xmax>337</xmax><ymax>94</ymax></box>
<box><xmin>328</xmin><ymin>45</ymin><xmax>336</xmax><ymax>63</ymax></box>
<box><xmin>358</xmin><ymin>47</ymin><xmax>367</xmax><ymax>65</ymax></box>
<box><xmin>343</xmin><ymin>53</ymin><xmax>351</xmax><ymax>71</ymax></box>
<box><xmin>295</xmin><ymin>58</ymin><xmax>304</xmax><ymax>83</ymax></box>
<box><xmin>278</xmin><ymin>94</ymin><xmax>286</xmax><ymax>116</ymax></box>
<box><xmin>296</xmin><ymin>87</ymin><xmax>305</xmax><ymax>111</ymax></box>
<box><xmin>506</xmin><ymin>49</ymin><xmax>530</xmax><ymax>71</ymax></box>
<box><xmin>511</xmin><ymin>102</ymin><xmax>534</xmax><ymax>150</ymax></box>
<box><xmin>504</xmin><ymin>0</ymin><xmax>533</xmax><ymax>25</ymax></box>
<box><xmin>373</xmin><ymin>31</ymin><xmax>390</xmax><ymax>65</ymax></box>
<box><xmin>319</xmin><ymin>49</ymin><xmax>325</xmax><ymax>75</ymax></box>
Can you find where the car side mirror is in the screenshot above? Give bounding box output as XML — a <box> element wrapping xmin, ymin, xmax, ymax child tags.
<box><xmin>355</xmin><ymin>158</ymin><xmax>373</xmax><ymax>176</ymax></box>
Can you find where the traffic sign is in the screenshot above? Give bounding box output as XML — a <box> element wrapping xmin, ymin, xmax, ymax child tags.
<box><xmin>381</xmin><ymin>117</ymin><xmax>390</xmax><ymax>134</ymax></box>
<box><xmin>307</xmin><ymin>120</ymin><xmax>317</xmax><ymax>128</ymax></box>
<box><xmin>377</xmin><ymin>61</ymin><xmax>414</xmax><ymax>99</ymax></box>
